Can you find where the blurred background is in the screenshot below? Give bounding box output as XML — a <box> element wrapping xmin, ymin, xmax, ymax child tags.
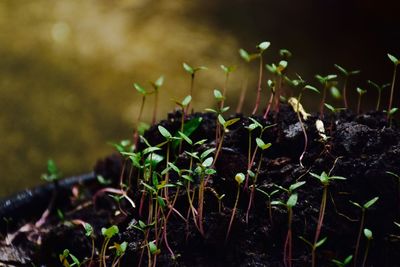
<box><xmin>1</xmin><ymin>0</ymin><xmax>399</xmax><ymax>197</ymax></box>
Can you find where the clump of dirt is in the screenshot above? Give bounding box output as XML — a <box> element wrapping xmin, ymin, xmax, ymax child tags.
<box><xmin>1</xmin><ymin>106</ymin><xmax>400</xmax><ymax>267</ymax></box>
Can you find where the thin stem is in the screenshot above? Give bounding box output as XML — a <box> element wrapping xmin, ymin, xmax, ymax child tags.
<box><xmin>197</xmin><ymin>172</ymin><xmax>206</xmax><ymax>236</ymax></box>
<box><xmin>236</xmin><ymin>78</ymin><xmax>248</xmax><ymax>114</ymax></box>
<box><xmin>353</xmin><ymin>210</ymin><xmax>365</xmax><ymax>267</ymax></box>
<box><xmin>312</xmin><ymin>185</ymin><xmax>328</xmax><ymax>267</ymax></box>
<box><xmin>361</xmin><ymin>239</ymin><xmax>370</xmax><ymax>267</ymax></box>
<box><xmin>220</xmin><ymin>73</ymin><xmax>230</xmax><ymax>110</ymax></box>
<box><xmin>320</xmin><ymin>85</ymin><xmax>327</xmax><ymax>118</ymax></box>
<box><xmin>245</xmin><ymin>153</ymin><xmax>264</xmax><ymax>223</ymax></box>
<box><xmin>134</xmin><ymin>96</ymin><xmax>146</xmax><ymax>149</ymax></box>
<box><xmin>225</xmin><ymin>184</ymin><xmax>241</xmax><ymax>243</ymax></box>
<box><xmin>376</xmin><ymin>89</ymin><xmax>381</xmax><ymax>111</ymax></box>
<box><xmin>152</xmin><ymin>90</ymin><xmax>159</xmax><ymax>125</ymax></box>
<box><xmin>263</xmin><ymin>89</ymin><xmax>275</xmax><ymax>119</ymax></box>
<box><xmin>296</xmin><ymin>93</ymin><xmax>308</xmax><ymax>168</ymax></box>
<box><xmin>357</xmin><ymin>95</ymin><xmax>362</xmax><ymax>114</ymax></box>
<box><xmin>388</xmin><ymin>65</ymin><xmax>398</xmax><ymax>119</ymax></box>
<box><xmin>284</xmin><ymin>208</ymin><xmax>293</xmax><ymax>267</ymax></box>
<box><xmin>343</xmin><ymin>77</ymin><xmax>349</xmax><ymax>109</ymax></box>
<box><xmin>252</xmin><ymin>55</ymin><xmax>264</xmax><ymax>115</ymax></box>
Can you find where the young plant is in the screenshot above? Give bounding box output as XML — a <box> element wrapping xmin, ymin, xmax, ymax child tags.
<box><xmin>263</xmin><ymin>79</ymin><xmax>276</xmax><ymax>118</ymax></box>
<box><xmin>361</xmin><ymin>228</ymin><xmax>373</xmax><ymax>267</ymax></box>
<box><xmin>256</xmin><ymin>187</ymin><xmax>280</xmax><ymax>224</ymax></box>
<box><xmin>59</xmin><ymin>249</ymin><xmax>81</xmax><ymax>267</ymax></box>
<box><xmin>387</xmin><ymin>53</ymin><xmax>399</xmax><ymax>120</ymax></box>
<box><xmin>72</xmin><ymin>220</ymin><xmax>95</xmax><ymax>266</ymax></box>
<box><xmin>219</xmin><ymin>64</ymin><xmax>236</xmax><ymax>110</ymax></box>
<box><xmin>252</xmin><ymin>41</ymin><xmax>271</xmax><ymax>115</ymax></box>
<box><xmin>266</xmin><ymin>59</ymin><xmax>288</xmax><ymax>113</ymax></box>
<box><xmin>150</xmin><ymin>75</ymin><xmax>165</xmax><ymax>125</ymax></box>
<box><xmin>245</xmin><ymin>137</ymin><xmax>272</xmax><ymax>223</ymax></box>
<box><xmin>110</xmin><ymin>241</ymin><xmax>127</xmax><ymax>267</ymax></box>
<box><xmin>237</xmin><ymin>48</ymin><xmax>258</xmax><ymax>113</ymax></box>
<box><xmin>225</xmin><ymin>172</ymin><xmax>245</xmax><ymax>243</ymax></box>
<box><xmin>182</xmin><ymin>62</ymin><xmax>207</xmax><ymax>114</ymax></box>
<box><xmin>100</xmin><ymin>225</ymin><xmax>119</xmax><ymax>267</ymax></box>
<box><xmin>308</xmin><ymin>171</ymin><xmax>346</xmax><ymax>267</ymax></box>
<box><xmin>356</xmin><ymin>87</ymin><xmax>367</xmax><ymax>114</ymax></box>
<box><xmin>332</xmin><ymin>255</ymin><xmax>353</xmax><ymax>267</ymax></box>
<box><xmin>271</xmin><ymin>181</ymin><xmax>305</xmax><ymax>267</ymax></box>
<box><xmin>315</xmin><ymin>74</ymin><xmax>338</xmax><ymax>117</ymax></box>
<box><xmin>173</xmin><ymin>95</ymin><xmax>192</xmax><ymax>153</ymax></box>
<box><xmin>133</xmin><ymin>83</ymin><xmax>150</xmax><ymax>148</ymax></box>
<box><xmin>349</xmin><ymin>196</ymin><xmax>379</xmax><ymax>267</ymax></box>
<box><xmin>367</xmin><ymin>80</ymin><xmax>390</xmax><ymax>111</ymax></box>
<box><xmin>287</xmin><ymin>78</ymin><xmax>320</xmax><ymax>167</ymax></box>
<box><xmin>334</xmin><ymin>64</ymin><xmax>360</xmax><ymax>108</ymax></box>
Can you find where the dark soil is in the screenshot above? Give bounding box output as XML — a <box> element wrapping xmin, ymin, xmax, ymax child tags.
<box><xmin>1</xmin><ymin>105</ymin><xmax>400</xmax><ymax>267</ymax></box>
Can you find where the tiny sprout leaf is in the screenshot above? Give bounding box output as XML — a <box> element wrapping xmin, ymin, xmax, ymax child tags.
<box><xmin>178</xmin><ymin>131</ymin><xmax>192</xmax><ymax>145</ymax></box>
<box><xmin>389</xmin><ymin>107</ymin><xmax>398</xmax><ymax>116</ymax></box>
<box><xmin>279</xmin><ymin>49</ymin><xmax>292</xmax><ymax>59</ymax></box>
<box><xmin>247</xmin><ymin>169</ymin><xmax>255</xmax><ymax>178</ymax></box>
<box><xmin>257</xmin><ymin>41</ymin><xmax>271</xmax><ymax>51</ymax></box>
<box><xmin>202</xmin><ymin>157</ymin><xmax>213</xmax><ymax>167</ymax></box>
<box><xmin>102</xmin><ymin>225</ymin><xmax>119</xmax><ymax>239</ymax></box>
<box><xmin>158</xmin><ymin>126</ymin><xmax>172</xmax><ymax>139</ymax></box>
<box><xmin>154</xmin><ymin>75</ymin><xmax>164</xmax><ymax>88</ymax></box>
<box><xmin>344</xmin><ymin>255</ymin><xmax>353</xmax><ymax>265</ymax></box>
<box><xmin>134</xmin><ymin>83</ymin><xmax>146</xmax><ymax>94</ymax></box>
<box><xmin>183</xmin><ymin>62</ymin><xmax>194</xmax><ymax>74</ymax></box>
<box><xmin>214</xmin><ymin>89</ymin><xmax>224</xmax><ymax>100</ymax></box>
<box><xmin>334</xmin><ymin>64</ymin><xmax>348</xmax><ymax>76</ymax></box>
<box><xmin>304</xmin><ymin>85</ymin><xmax>320</xmax><ymax>94</ymax></box>
<box><xmin>205</xmin><ymin>168</ymin><xmax>217</xmax><ymax>175</ymax></box>
<box><xmin>286</xmin><ymin>193</ymin><xmax>298</xmax><ymax>208</ymax></box>
<box><xmin>330</xmin><ymin>86</ymin><xmax>341</xmax><ymax>99</ymax></box>
<box><xmin>224</xmin><ymin>117</ymin><xmax>240</xmax><ymax>128</ymax></box>
<box><xmin>239</xmin><ymin>48</ymin><xmax>251</xmax><ymax>62</ymax></box>
<box><xmin>315</xmin><ymin>237</ymin><xmax>328</xmax><ymax>248</ymax></box>
<box><xmin>271</xmin><ymin>200</ymin><xmax>286</xmax><ymax>206</ymax></box>
<box><xmin>289</xmin><ymin>181</ymin><xmax>306</xmax><ymax>192</ymax></box>
<box><xmin>217</xmin><ymin>114</ymin><xmax>226</xmax><ymax>126</ymax></box>
<box><xmin>278</xmin><ymin>60</ymin><xmax>288</xmax><ymax>69</ymax></box>
<box><xmin>235</xmin><ymin>173</ymin><xmax>245</xmax><ymax>184</ymax></box>
<box><xmin>220</xmin><ymin>65</ymin><xmax>236</xmax><ymax>74</ymax></box>
<box><xmin>363</xmin><ymin>197</ymin><xmax>379</xmax><ymax>209</ymax></box>
<box><xmin>356</xmin><ymin>87</ymin><xmax>367</xmax><ymax>95</ymax></box>
<box><xmin>201</xmin><ymin>148</ymin><xmax>215</xmax><ymax>159</ymax></box>
<box><xmin>181</xmin><ymin>95</ymin><xmax>192</xmax><ymax>106</ymax></box>
<box><xmin>84</xmin><ymin>223</ymin><xmax>93</xmax><ymax>237</ymax></box>
<box><xmin>388</xmin><ymin>53</ymin><xmax>399</xmax><ymax>65</ymax></box>
<box><xmin>349</xmin><ymin>200</ymin><xmax>362</xmax><ymax>209</ymax></box>
<box><xmin>324</xmin><ymin>103</ymin><xmax>335</xmax><ymax>112</ymax></box>
<box><xmin>394</xmin><ymin>221</ymin><xmax>400</xmax><ymax>228</ymax></box>
<box><xmin>363</xmin><ymin>228</ymin><xmax>373</xmax><ymax>240</ymax></box>
<box><xmin>149</xmin><ymin>241</ymin><xmax>160</xmax><ymax>255</ymax></box>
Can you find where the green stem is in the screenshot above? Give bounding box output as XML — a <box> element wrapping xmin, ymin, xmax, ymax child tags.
<box><xmin>343</xmin><ymin>77</ymin><xmax>349</xmax><ymax>109</ymax></box>
<box><xmin>245</xmin><ymin>153</ymin><xmax>264</xmax><ymax>224</ymax></box>
<box><xmin>225</xmin><ymin>184</ymin><xmax>241</xmax><ymax>243</ymax></box>
<box><xmin>353</xmin><ymin>210</ymin><xmax>365</xmax><ymax>267</ymax></box>
<box><xmin>312</xmin><ymin>185</ymin><xmax>328</xmax><ymax>267</ymax></box>
<box><xmin>361</xmin><ymin>239</ymin><xmax>370</xmax><ymax>267</ymax></box>
<box><xmin>388</xmin><ymin>65</ymin><xmax>398</xmax><ymax>120</ymax></box>
<box><xmin>252</xmin><ymin>55</ymin><xmax>264</xmax><ymax>115</ymax></box>
<box><xmin>152</xmin><ymin>90</ymin><xmax>159</xmax><ymax>125</ymax></box>
<box><xmin>376</xmin><ymin>89</ymin><xmax>381</xmax><ymax>111</ymax></box>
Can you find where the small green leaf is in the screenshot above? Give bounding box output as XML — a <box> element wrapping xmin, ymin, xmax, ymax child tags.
<box><xmin>363</xmin><ymin>197</ymin><xmax>379</xmax><ymax>209</ymax></box>
<box><xmin>149</xmin><ymin>241</ymin><xmax>161</xmax><ymax>255</ymax></box>
<box><xmin>271</xmin><ymin>200</ymin><xmax>286</xmax><ymax>206</ymax></box>
<box><xmin>217</xmin><ymin>114</ymin><xmax>226</xmax><ymax>126</ymax></box>
<box><xmin>143</xmin><ymin>146</ymin><xmax>161</xmax><ymax>155</ymax></box>
<box><xmin>214</xmin><ymin>89</ymin><xmax>224</xmax><ymax>100</ymax></box>
<box><xmin>183</xmin><ymin>62</ymin><xmax>194</xmax><ymax>74</ymax></box>
<box><xmin>97</xmin><ymin>175</ymin><xmax>112</xmax><ymax>185</ymax></box>
<box><xmin>286</xmin><ymin>193</ymin><xmax>298</xmax><ymax>208</ymax></box>
<box><xmin>349</xmin><ymin>200</ymin><xmax>362</xmax><ymax>209</ymax></box>
<box><xmin>324</xmin><ymin>103</ymin><xmax>335</xmax><ymax>112</ymax></box>
<box><xmin>344</xmin><ymin>255</ymin><xmax>353</xmax><ymax>265</ymax></box>
<box><xmin>279</xmin><ymin>49</ymin><xmax>292</xmax><ymax>59</ymax></box>
<box><xmin>239</xmin><ymin>48</ymin><xmax>251</xmax><ymax>62</ymax></box>
<box><xmin>334</xmin><ymin>64</ymin><xmax>348</xmax><ymax>76</ymax></box>
<box><xmin>158</xmin><ymin>126</ymin><xmax>172</xmax><ymax>139</ymax></box>
<box><xmin>315</xmin><ymin>237</ymin><xmax>327</xmax><ymax>248</ymax></box>
<box><xmin>394</xmin><ymin>221</ymin><xmax>400</xmax><ymax>228</ymax></box>
<box><xmin>154</xmin><ymin>75</ymin><xmax>164</xmax><ymax>88</ymax></box>
<box><xmin>101</xmin><ymin>225</ymin><xmax>119</xmax><ymax>239</ymax></box>
<box><xmin>389</xmin><ymin>107</ymin><xmax>398</xmax><ymax>116</ymax></box>
<box><xmin>257</xmin><ymin>41</ymin><xmax>271</xmax><ymax>51</ymax></box>
<box><xmin>224</xmin><ymin>117</ymin><xmax>240</xmax><ymax>128</ymax></box>
<box><xmin>363</xmin><ymin>228</ymin><xmax>373</xmax><ymax>240</ymax></box>
<box><xmin>205</xmin><ymin>168</ymin><xmax>217</xmax><ymax>175</ymax></box>
<box><xmin>157</xmin><ymin>196</ymin><xmax>166</xmax><ymax>207</ymax></box>
<box><xmin>235</xmin><ymin>172</ymin><xmax>245</xmax><ymax>184</ymax></box>
<box><xmin>202</xmin><ymin>157</ymin><xmax>213</xmax><ymax>167</ymax></box>
<box><xmin>247</xmin><ymin>169</ymin><xmax>255</xmax><ymax>177</ymax></box>
<box><xmin>304</xmin><ymin>85</ymin><xmax>320</xmax><ymax>94</ymax></box>
<box><xmin>289</xmin><ymin>181</ymin><xmax>306</xmax><ymax>192</ymax></box>
<box><xmin>388</xmin><ymin>53</ymin><xmax>399</xmax><ymax>65</ymax></box>
<box><xmin>330</xmin><ymin>86</ymin><xmax>341</xmax><ymax>99</ymax></box>
<box><xmin>181</xmin><ymin>95</ymin><xmax>192</xmax><ymax>106</ymax></box>
<box><xmin>200</xmin><ymin>148</ymin><xmax>216</xmax><ymax>159</ymax></box>
<box><xmin>220</xmin><ymin>65</ymin><xmax>236</xmax><ymax>74</ymax></box>
<box><xmin>134</xmin><ymin>83</ymin><xmax>147</xmax><ymax>94</ymax></box>
<box><xmin>356</xmin><ymin>87</ymin><xmax>367</xmax><ymax>95</ymax></box>
<box><xmin>84</xmin><ymin>223</ymin><xmax>93</xmax><ymax>237</ymax></box>
<box><xmin>167</xmin><ymin>162</ymin><xmax>180</xmax><ymax>174</ymax></box>
<box><xmin>178</xmin><ymin>131</ymin><xmax>192</xmax><ymax>145</ymax></box>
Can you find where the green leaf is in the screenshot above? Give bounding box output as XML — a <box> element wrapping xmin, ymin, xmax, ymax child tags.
<box><xmin>205</xmin><ymin>168</ymin><xmax>217</xmax><ymax>175</ymax></box>
<box><xmin>239</xmin><ymin>48</ymin><xmax>251</xmax><ymax>62</ymax></box>
<box><xmin>389</xmin><ymin>107</ymin><xmax>398</xmax><ymax>116</ymax></box>
<box><xmin>157</xmin><ymin>196</ymin><xmax>166</xmax><ymax>207</ymax></box>
<box><xmin>257</xmin><ymin>41</ymin><xmax>271</xmax><ymax>51</ymax></box>
<box><xmin>183</xmin><ymin>62</ymin><xmax>194</xmax><ymax>74</ymax></box>
<box><xmin>278</xmin><ymin>60</ymin><xmax>288</xmax><ymax>69</ymax></box>
<box><xmin>255</xmin><ymin>138</ymin><xmax>271</xmax><ymax>150</ymax></box>
<box><xmin>97</xmin><ymin>175</ymin><xmax>112</xmax><ymax>185</ymax></box>
<box><xmin>143</xmin><ymin>146</ymin><xmax>161</xmax><ymax>155</ymax></box>
<box><xmin>324</xmin><ymin>103</ymin><xmax>335</xmax><ymax>112</ymax></box>
<box><xmin>69</xmin><ymin>253</ymin><xmax>80</xmax><ymax>266</ymax></box>
<box><xmin>247</xmin><ymin>169</ymin><xmax>256</xmax><ymax>178</ymax></box>
<box><xmin>181</xmin><ymin>95</ymin><xmax>192</xmax><ymax>106</ymax></box>
<box><xmin>101</xmin><ymin>225</ymin><xmax>119</xmax><ymax>239</ymax></box>
<box><xmin>304</xmin><ymin>85</ymin><xmax>320</xmax><ymax>94</ymax></box>
<box><xmin>289</xmin><ymin>181</ymin><xmax>306</xmax><ymax>192</ymax></box>
<box><xmin>279</xmin><ymin>49</ymin><xmax>292</xmax><ymax>59</ymax></box>
<box><xmin>356</xmin><ymin>87</ymin><xmax>367</xmax><ymax>95</ymax></box>
<box><xmin>214</xmin><ymin>89</ymin><xmax>224</xmax><ymax>100</ymax></box>
<box><xmin>220</xmin><ymin>65</ymin><xmax>236</xmax><ymax>74</ymax></box>
<box><xmin>363</xmin><ymin>197</ymin><xmax>379</xmax><ymax>209</ymax></box>
<box><xmin>330</xmin><ymin>86</ymin><xmax>341</xmax><ymax>99</ymax></box>
<box><xmin>315</xmin><ymin>237</ymin><xmax>327</xmax><ymax>248</ymax></box>
<box><xmin>158</xmin><ymin>125</ymin><xmax>172</xmax><ymax>139</ymax></box>
<box><xmin>286</xmin><ymin>193</ymin><xmax>298</xmax><ymax>208</ymax></box>
<box><xmin>194</xmin><ymin>66</ymin><xmax>207</xmax><ymax>72</ymax></box>
<box><xmin>167</xmin><ymin>162</ymin><xmax>181</xmax><ymax>174</ymax></box>
<box><xmin>271</xmin><ymin>200</ymin><xmax>286</xmax><ymax>206</ymax></box>
<box><xmin>181</xmin><ymin>174</ymin><xmax>193</xmax><ymax>182</ymax></box>
<box><xmin>223</xmin><ymin>117</ymin><xmax>240</xmax><ymax>128</ymax></box>
<box><xmin>202</xmin><ymin>157</ymin><xmax>213</xmax><ymax>167</ymax></box>
<box><xmin>84</xmin><ymin>223</ymin><xmax>93</xmax><ymax>237</ymax></box>
<box><xmin>149</xmin><ymin>241</ymin><xmax>161</xmax><ymax>255</ymax></box>
<box><xmin>388</xmin><ymin>53</ymin><xmax>399</xmax><ymax>65</ymax></box>
<box><xmin>217</xmin><ymin>114</ymin><xmax>226</xmax><ymax>126</ymax></box>
<box><xmin>235</xmin><ymin>173</ymin><xmax>245</xmax><ymax>184</ymax></box>
<box><xmin>178</xmin><ymin>131</ymin><xmax>192</xmax><ymax>145</ymax></box>
<box><xmin>363</xmin><ymin>228</ymin><xmax>373</xmax><ymax>240</ymax></box>
<box><xmin>349</xmin><ymin>200</ymin><xmax>362</xmax><ymax>209</ymax></box>
<box><xmin>334</xmin><ymin>64</ymin><xmax>348</xmax><ymax>76</ymax></box>
<box><xmin>201</xmin><ymin>148</ymin><xmax>216</xmax><ymax>159</ymax></box>
<box><xmin>154</xmin><ymin>75</ymin><xmax>164</xmax><ymax>88</ymax></box>
<box><xmin>299</xmin><ymin>236</ymin><xmax>313</xmax><ymax>248</ymax></box>
<box><xmin>344</xmin><ymin>255</ymin><xmax>353</xmax><ymax>265</ymax></box>
<box><xmin>394</xmin><ymin>221</ymin><xmax>400</xmax><ymax>228</ymax></box>
<box><xmin>134</xmin><ymin>83</ymin><xmax>146</xmax><ymax>95</ymax></box>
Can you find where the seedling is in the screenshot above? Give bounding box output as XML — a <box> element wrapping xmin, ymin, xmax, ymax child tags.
<box><xmin>315</xmin><ymin>74</ymin><xmax>337</xmax><ymax>117</ymax></box>
<box><xmin>349</xmin><ymin>196</ymin><xmax>378</xmax><ymax>267</ymax></box>
<box><xmin>245</xmin><ymin>137</ymin><xmax>272</xmax><ymax>223</ymax></box>
<box><xmin>334</xmin><ymin>64</ymin><xmax>360</xmax><ymax>108</ymax></box>
<box><xmin>387</xmin><ymin>53</ymin><xmax>399</xmax><ymax>120</ymax></box>
<box><xmin>256</xmin><ymin>187</ymin><xmax>280</xmax><ymax>224</ymax></box>
<box><xmin>182</xmin><ymin>62</ymin><xmax>207</xmax><ymax>114</ymax></box>
<box><xmin>240</xmin><ymin>42</ymin><xmax>271</xmax><ymax>114</ymax></box>
<box><xmin>225</xmin><ymin>172</ymin><xmax>245</xmax><ymax>243</ymax></box>
<box><xmin>110</xmin><ymin>241</ymin><xmax>127</xmax><ymax>267</ymax></box>
<box><xmin>173</xmin><ymin>95</ymin><xmax>192</xmax><ymax>153</ymax></box>
<box><xmin>100</xmin><ymin>225</ymin><xmax>119</xmax><ymax>267</ymax></box>
<box><xmin>237</xmin><ymin>48</ymin><xmax>259</xmax><ymax>113</ymax></box>
<box><xmin>287</xmin><ymin>77</ymin><xmax>320</xmax><ymax>167</ymax></box>
<box><xmin>263</xmin><ymin>79</ymin><xmax>276</xmax><ymax>118</ymax></box>
<box><xmin>356</xmin><ymin>87</ymin><xmax>367</xmax><ymax>114</ymax></box>
<box><xmin>59</xmin><ymin>249</ymin><xmax>81</xmax><ymax>267</ymax></box>
<box><xmin>361</xmin><ymin>228</ymin><xmax>373</xmax><ymax>267</ymax></box>
<box><xmin>150</xmin><ymin>75</ymin><xmax>165</xmax><ymax>125</ymax></box>
<box><xmin>219</xmin><ymin>64</ymin><xmax>236</xmax><ymax>109</ymax></box>
<box><xmin>332</xmin><ymin>255</ymin><xmax>353</xmax><ymax>267</ymax></box>
<box><xmin>386</xmin><ymin>107</ymin><xmax>398</xmax><ymax>128</ymax></box>
<box><xmin>309</xmin><ymin>171</ymin><xmax>346</xmax><ymax>267</ymax></box>
<box><xmin>266</xmin><ymin>60</ymin><xmax>288</xmax><ymax>113</ymax></box>
<box><xmin>367</xmin><ymin>80</ymin><xmax>390</xmax><ymax>111</ymax></box>
<box><xmin>272</xmin><ymin>181</ymin><xmax>305</xmax><ymax>267</ymax></box>
<box><xmin>324</xmin><ymin>103</ymin><xmax>346</xmax><ymax>114</ymax></box>
<box><xmin>133</xmin><ymin>83</ymin><xmax>150</xmax><ymax>148</ymax></box>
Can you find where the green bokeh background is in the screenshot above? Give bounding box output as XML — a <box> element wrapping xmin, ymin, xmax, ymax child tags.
<box><xmin>1</xmin><ymin>0</ymin><xmax>399</xmax><ymax>197</ymax></box>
